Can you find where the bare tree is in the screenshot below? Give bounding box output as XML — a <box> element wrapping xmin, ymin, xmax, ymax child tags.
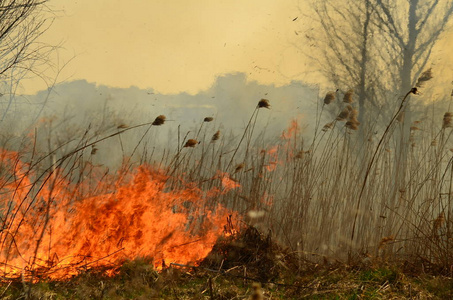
<box><xmin>305</xmin><ymin>0</ymin><xmax>389</xmax><ymax>131</ymax></box>
<box><xmin>373</xmin><ymin>0</ymin><xmax>453</xmax><ymax>93</ymax></box>
<box><xmin>0</xmin><ymin>0</ymin><xmax>54</xmax><ymax>121</ymax></box>
<box><xmin>301</xmin><ymin>0</ymin><xmax>453</xmax><ymax>255</ymax></box>
<box><xmin>369</xmin><ymin>0</ymin><xmax>453</xmax><ymax>246</ymax></box>
<box><xmin>304</xmin><ymin>0</ymin><xmax>453</xmax><ymax>126</ymax></box>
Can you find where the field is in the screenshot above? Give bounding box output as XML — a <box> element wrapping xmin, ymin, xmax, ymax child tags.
<box><xmin>0</xmin><ymin>92</ymin><xmax>452</xmax><ymax>299</ymax></box>
<box><xmin>1</xmin><ymin>232</ymin><xmax>452</xmax><ymax>299</ymax></box>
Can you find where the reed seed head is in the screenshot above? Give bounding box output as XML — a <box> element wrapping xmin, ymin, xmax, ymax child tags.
<box><xmin>442</xmin><ymin>112</ymin><xmax>452</xmax><ymax>128</ymax></box>
<box><xmin>91</xmin><ymin>145</ymin><xmax>98</xmax><ymax>155</ymax></box>
<box><xmin>234</xmin><ymin>163</ymin><xmax>245</xmax><ymax>173</ymax></box>
<box><xmin>152</xmin><ymin>115</ymin><xmax>166</xmax><ymax>126</ymax></box>
<box><xmin>204</xmin><ymin>117</ymin><xmax>214</xmax><ymax>122</ymax></box>
<box><xmin>349</xmin><ymin>108</ymin><xmax>359</xmax><ymax>119</ymax></box>
<box><xmin>416</xmin><ymin>68</ymin><xmax>433</xmax><ymax>88</ymax></box>
<box><xmin>184</xmin><ymin>139</ymin><xmax>198</xmax><ymax>147</ymax></box>
<box><xmin>345</xmin><ymin>120</ymin><xmax>359</xmax><ymax>130</ymax></box>
<box><xmin>257</xmin><ymin>99</ymin><xmax>270</xmax><ymax>109</ymax></box>
<box><xmin>345</xmin><ymin>108</ymin><xmax>360</xmax><ymax>130</ymax></box>
<box><xmin>336</xmin><ymin>107</ymin><xmax>350</xmax><ymax>121</ymax></box>
<box><xmin>323</xmin><ymin>91</ymin><xmax>336</xmax><ymax>105</ymax></box>
<box><xmin>212</xmin><ymin>130</ymin><xmax>220</xmax><ymax>141</ymax></box>
<box><xmin>343</xmin><ymin>89</ymin><xmax>354</xmax><ymax>103</ymax></box>
<box><xmin>322</xmin><ymin>122</ymin><xmax>333</xmax><ymax>131</ymax></box>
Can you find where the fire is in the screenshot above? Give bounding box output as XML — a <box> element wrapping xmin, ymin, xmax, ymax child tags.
<box><xmin>265</xmin><ymin>146</ymin><xmax>280</xmax><ymax>172</ymax></box>
<box><xmin>217</xmin><ymin>171</ymin><xmax>241</xmax><ymax>190</ymax></box>
<box><xmin>280</xmin><ymin>119</ymin><xmax>299</xmax><ymax>140</ymax></box>
<box><xmin>0</xmin><ymin>150</ymin><xmax>235</xmax><ymax>280</ymax></box>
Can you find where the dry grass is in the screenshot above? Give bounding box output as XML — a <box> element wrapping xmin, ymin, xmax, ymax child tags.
<box><xmin>0</xmin><ymin>255</ymin><xmax>451</xmax><ymax>299</ymax></box>
<box><xmin>0</xmin><ymin>84</ymin><xmax>452</xmax><ymax>297</ymax></box>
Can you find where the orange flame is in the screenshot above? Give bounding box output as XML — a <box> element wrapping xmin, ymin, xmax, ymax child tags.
<box><xmin>264</xmin><ymin>146</ymin><xmax>280</xmax><ymax>172</ymax></box>
<box><xmin>265</xmin><ymin>119</ymin><xmax>301</xmax><ymax>166</ymax></box>
<box><xmin>280</xmin><ymin>119</ymin><xmax>299</xmax><ymax>140</ymax></box>
<box><xmin>0</xmin><ymin>150</ymin><xmax>234</xmax><ymax>280</ymax></box>
<box><xmin>217</xmin><ymin>171</ymin><xmax>241</xmax><ymax>190</ymax></box>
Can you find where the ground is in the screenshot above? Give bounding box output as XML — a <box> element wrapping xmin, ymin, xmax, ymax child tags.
<box><xmin>1</xmin><ymin>227</ymin><xmax>452</xmax><ymax>299</ymax></box>
<box><xmin>1</xmin><ymin>262</ymin><xmax>452</xmax><ymax>299</ymax></box>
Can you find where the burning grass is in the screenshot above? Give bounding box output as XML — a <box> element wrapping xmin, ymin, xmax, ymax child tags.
<box><xmin>0</xmin><ymin>85</ymin><xmax>452</xmax><ymax>297</ymax></box>
<box><xmin>0</xmin><ymin>228</ymin><xmax>451</xmax><ymax>299</ymax></box>
<box><xmin>0</xmin><ymin>151</ymin><xmax>238</xmax><ymax>281</ymax></box>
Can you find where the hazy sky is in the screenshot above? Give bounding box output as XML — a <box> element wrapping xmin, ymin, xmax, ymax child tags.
<box><xmin>21</xmin><ymin>0</ymin><xmax>453</xmax><ymax>95</ymax></box>
<box><xmin>21</xmin><ymin>0</ymin><xmax>314</xmax><ymax>94</ymax></box>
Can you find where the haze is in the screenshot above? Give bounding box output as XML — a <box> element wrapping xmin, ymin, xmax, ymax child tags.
<box><xmin>22</xmin><ymin>0</ymin><xmax>329</xmax><ymax>94</ymax></box>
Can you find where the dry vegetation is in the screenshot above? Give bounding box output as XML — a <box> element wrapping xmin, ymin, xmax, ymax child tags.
<box><xmin>0</xmin><ymin>83</ymin><xmax>453</xmax><ymax>298</ymax></box>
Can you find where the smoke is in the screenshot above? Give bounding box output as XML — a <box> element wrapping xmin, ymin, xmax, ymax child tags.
<box><xmin>0</xmin><ymin>73</ymin><xmax>319</xmax><ymax>168</ymax></box>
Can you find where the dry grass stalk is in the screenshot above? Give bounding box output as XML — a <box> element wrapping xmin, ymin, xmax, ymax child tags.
<box><xmin>117</xmin><ymin>123</ymin><xmax>128</xmax><ymax>129</ymax></box>
<box><xmin>152</xmin><ymin>115</ymin><xmax>166</xmax><ymax>126</ymax></box>
<box><xmin>184</xmin><ymin>139</ymin><xmax>198</xmax><ymax>147</ymax></box>
<box><xmin>416</xmin><ymin>68</ymin><xmax>433</xmax><ymax>88</ymax></box>
<box><xmin>351</xmin><ymin>90</ymin><xmax>416</xmax><ymax>251</ymax></box>
<box><xmin>212</xmin><ymin>130</ymin><xmax>220</xmax><ymax>141</ymax></box>
<box><xmin>257</xmin><ymin>99</ymin><xmax>270</xmax><ymax>109</ymax></box>
<box><xmin>396</xmin><ymin>111</ymin><xmax>404</xmax><ymax>122</ymax></box>
<box><xmin>204</xmin><ymin>117</ymin><xmax>214</xmax><ymax>122</ymax></box>
<box><xmin>343</xmin><ymin>89</ymin><xmax>354</xmax><ymax>103</ymax></box>
<box><xmin>323</xmin><ymin>91</ymin><xmax>336</xmax><ymax>105</ymax></box>
<box><xmin>442</xmin><ymin>112</ymin><xmax>452</xmax><ymax>128</ymax></box>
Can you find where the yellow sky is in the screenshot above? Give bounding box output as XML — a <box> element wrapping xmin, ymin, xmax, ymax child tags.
<box><xmin>21</xmin><ymin>0</ymin><xmax>310</xmax><ymax>94</ymax></box>
<box><xmin>21</xmin><ymin>0</ymin><xmax>453</xmax><ymax>95</ymax></box>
